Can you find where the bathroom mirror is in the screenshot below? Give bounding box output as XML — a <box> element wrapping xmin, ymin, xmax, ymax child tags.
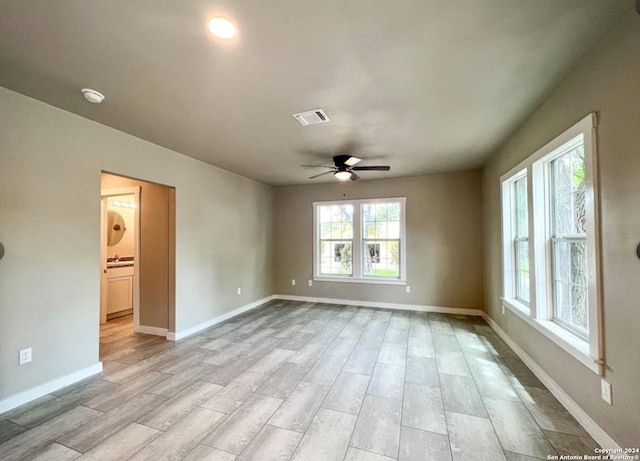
<box><xmin>107</xmin><ymin>210</ymin><xmax>127</xmax><ymax>246</ymax></box>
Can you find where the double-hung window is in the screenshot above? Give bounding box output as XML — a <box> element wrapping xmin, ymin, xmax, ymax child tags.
<box><xmin>502</xmin><ymin>171</ymin><xmax>530</xmax><ymax>311</ymax></box>
<box><xmin>314</xmin><ymin>198</ymin><xmax>406</xmax><ymax>284</ymax></box>
<box><xmin>500</xmin><ymin>114</ymin><xmax>602</xmax><ymax>374</ymax></box>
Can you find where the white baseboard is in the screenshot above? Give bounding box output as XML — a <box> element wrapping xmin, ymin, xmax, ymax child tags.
<box><xmin>0</xmin><ymin>362</ymin><xmax>103</xmax><ymax>415</ymax></box>
<box><xmin>134</xmin><ymin>325</ymin><xmax>168</xmax><ymax>337</ymax></box>
<box><xmin>274</xmin><ymin>294</ymin><xmax>483</xmax><ymax>317</ymax></box>
<box><xmin>167</xmin><ymin>295</ymin><xmax>276</xmax><ymax>341</ymax></box>
<box><xmin>481</xmin><ymin>313</ymin><xmax>620</xmax><ymax>450</ymax></box>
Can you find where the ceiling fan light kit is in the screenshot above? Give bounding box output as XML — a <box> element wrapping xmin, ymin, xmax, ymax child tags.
<box><xmin>304</xmin><ymin>155</ymin><xmax>390</xmax><ymax>181</ymax></box>
<box><xmin>334</xmin><ymin>169</ymin><xmax>352</xmax><ymax>181</ymax></box>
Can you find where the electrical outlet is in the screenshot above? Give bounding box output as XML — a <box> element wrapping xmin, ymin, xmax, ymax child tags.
<box><xmin>308</xmin><ymin>279</ymin><xmax>313</xmax><ymax>287</ymax></box>
<box><xmin>405</xmin><ymin>285</ymin><xmax>411</xmax><ymax>294</ymax></box>
<box><xmin>237</xmin><ymin>287</ymin><xmax>242</xmax><ymax>295</ymax></box>
<box><xmin>19</xmin><ymin>348</ymin><xmax>32</xmax><ymax>365</ymax></box>
<box><xmin>601</xmin><ymin>379</ymin><xmax>612</xmax><ymax>405</ymax></box>
<box><xmin>291</xmin><ymin>279</ymin><xmax>296</xmax><ymax>286</ymax></box>
<box><xmin>502</xmin><ymin>304</ymin><xmax>506</xmax><ymax>315</ymax></box>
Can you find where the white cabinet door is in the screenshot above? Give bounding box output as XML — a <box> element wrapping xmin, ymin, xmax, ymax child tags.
<box><xmin>106</xmin><ymin>275</ymin><xmax>133</xmax><ymax>314</ymax></box>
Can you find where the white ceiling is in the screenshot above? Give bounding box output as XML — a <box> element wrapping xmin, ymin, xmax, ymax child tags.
<box><xmin>0</xmin><ymin>1</ymin><xmax>629</xmax><ymax>185</ymax></box>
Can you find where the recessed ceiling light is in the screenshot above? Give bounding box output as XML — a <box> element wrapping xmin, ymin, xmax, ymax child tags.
<box><xmin>207</xmin><ymin>17</ymin><xmax>236</xmax><ymax>39</ymax></box>
<box><xmin>81</xmin><ymin>88</ymin><xmax>105</xmax><ymax>104</ymax></box>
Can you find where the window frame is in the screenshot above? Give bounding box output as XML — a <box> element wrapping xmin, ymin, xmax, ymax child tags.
<box><xmin>546</xmin><ymin>143</ymin><xmax>589</xmax><ymax>339</ymax></box>
<box><xmin>500</xmin><ymin>113</ymin><xmax>603</xmax><ymax>375</ymax></box>
<box><xmin>313</xmin><ymin>197</ymin><xmax>407</xmax><ymax>285</ymax></box>
<box><xmin>501</xmin><ymin>169</ymin><xmax>530</xmax><ymax>312</ymax></box>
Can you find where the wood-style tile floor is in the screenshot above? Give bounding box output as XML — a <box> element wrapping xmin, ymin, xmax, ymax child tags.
<box><xmin>0</xmin><ymin>300</ymin><xmax>600</xmax><ymax>460</ymax></box>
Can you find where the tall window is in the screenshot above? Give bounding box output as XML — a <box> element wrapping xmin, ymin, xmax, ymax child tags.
<box><xmin>500</xmin><ymin>114</ymin><xmax>601</xmax><ymax>375</ymax></box>
<box><xmin>549</xmin><ymin>146</ymin><xmax>588</xmax><ymax>337</ymax></box>
<box><xmin>501</xmin><ymin>170</ymin><xmax>530</xmax><ymax>312</ymax></box>
<box><xmin>317</xmin><ymin>204</ymin><xmax>353</xmax><ymax>276</ymax></box>
<box><xmin>314</xmin><ymin>198</ymin><xmax>406</xmax><ymax>284</ymax></box>
<box><xmin>362</xmin><ymin>202</ymin><xmax>401</xmax><ymax>278</ymax></box>
<box><xmin>514</xmin><ymin>175</ymin><xmax>530</xmax><ymax>304</ymax></box>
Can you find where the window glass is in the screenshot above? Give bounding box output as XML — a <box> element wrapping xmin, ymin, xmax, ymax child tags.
<box><xmin>318</xmin><ymin>204</ymin><xmax>353</xmax><ymax>275</ymax></box>
<box><xmin>550</xmin><ymin>148</ymin><xmax>588</xmax><ymax>336</ymax></box>
<box><xmin>514</xmin><ymin>176</ymin><xmax>530</xmax><ymax>304</ymax></box>
<box><xmin>363</xmin><ymin>202</ymin><xmax>400</xmax><ymax>279</ymax></box>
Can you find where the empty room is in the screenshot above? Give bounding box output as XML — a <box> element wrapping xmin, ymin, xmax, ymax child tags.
<box><xmin>1</xmin><ymin>1</ymin><xmax>639</xmax><ymax>460</ymax></box>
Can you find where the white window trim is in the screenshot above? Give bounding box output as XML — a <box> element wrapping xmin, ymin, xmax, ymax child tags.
<box><xmin>501</xmin><ymin>169</ymin><xmax>529</xmax><ymax>312</ymax></box>
<box><xmin>312</xmin><ymin>197</ymin><xmax>407</xmax><ymax>285</ymax></box>
<box><xmin>500</xmin><ymin>113</ymin><xmax>603</xmax><ymax>375</ymax></box>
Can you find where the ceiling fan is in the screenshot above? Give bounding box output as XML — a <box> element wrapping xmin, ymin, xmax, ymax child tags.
<box><xmin>303</xmin><ymin>155</ymin><xmax>390</xmax><ymax>181</ymax></box>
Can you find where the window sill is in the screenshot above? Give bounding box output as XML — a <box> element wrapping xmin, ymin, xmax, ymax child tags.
<box><xmin>313</xmin><ymin>276</ymin><xmax>406</xmax><ymax>286</ymax></box>
<box><xmin>502</xmin><ymin>298</ymin><xmax>602</xmax><ymax>375</ymax></box>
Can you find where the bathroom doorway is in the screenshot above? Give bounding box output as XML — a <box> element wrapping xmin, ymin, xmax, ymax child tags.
<box><xmin>99</xmin><ymin>172</ymin><xmax>176</xmax><ymax>360</ymax></box>
<box><xmin>101</xmin><ymin>188</ymin><xmax>140</xmax><ymax>325</ymax></box>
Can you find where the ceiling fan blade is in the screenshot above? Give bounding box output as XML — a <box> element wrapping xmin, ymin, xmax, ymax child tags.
<box><xmin>309</xmin><ymin>170</ymin><xmax>335</xmax><ymax>179</ymax></box>
<box><xmin>300</xmin><ymin>164</ymin><xmax>335</xmax><ymax>169</ymax></box>
<box><xmin>350</xmin><ymin>172</ymin><xmax>361</xmax><ymax>181</ymax></box>
<box><xmin>344</xmin><ymin>156</ymin><xmax>361</xmax><ymax>167</ymax></box>
<box><xmin>351</xmin><ymin>165</ymin><xmax>391</xmax><ymax>171</ymax></box>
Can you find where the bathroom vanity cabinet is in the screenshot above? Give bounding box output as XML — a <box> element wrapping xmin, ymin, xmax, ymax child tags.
<box><xmin>106</xmin><ymin>264</ymin><xmax>133</xmax><ymax>318</ymax></box>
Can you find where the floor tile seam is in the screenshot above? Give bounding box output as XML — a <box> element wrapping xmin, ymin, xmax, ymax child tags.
<box><xmin>348</xmin><ymin>445</ymin><xmax>400</xmax><ymax>460</ymax></box>
<box><xmin>206</xmin><ymin>389</ymin><xmax>288</xmax><ymax>455</ymax></box>
<box><xmin>399</xmin><ymin>419</ymin><xmax>448</xmax><ymax>437</ymax></box>
<box><xmin>236</xmin><ymin>398</ymin><xmax>308</xmax><ymax>460</ymax></box>
<box><xmin>454</xmin><ymin>320</ymin><xmax>559</xmax><ymax>457</ymax></box>
<box><xmin>288</xmin><ymin>305</ymin><xmax>370</xmax><ymax>436</ymax></box>
<box><xmin>10</xmin><ymin>396</ymin><xmax>107</xmax><ymax>430</ymax></box>
<box><xmin>314</xmin><ymin>306</ymin><xmax>369</xmax><ymax>380</ymax></box>
<box><xmin>4</xmin><ymin>417</ymin><xmax>31</xmax><ymax>430</ymax></box>
<box><xmin>55</xmin><ymin>396</ymin><xmax>160</xmax><ymax>450</ymax></box>
<box><xmin>119</xmin><ymin>422</ymin><xmax>164</xmax><ymax>459</ymax></box>
<box><xmin>433</xmin><ymin>316</ymin><xmax>462</xmax><ymax>452</ymax></box>
<box><xmin>51</xmin><ymin>438</ymin><xmax>83</xmax><ymax>455</ymax></box>
<box><xmin>335</xmin><ymin>403</ymin><xmax>365</xmax><ymax>461</ymax></box>
<box><xmin>467</xmin><ymin>328</ymin><xmax>575</xmax><ymax>451</ymax></box>
<box><xmin>394</xmin><ymin>330</ymin><xmax>410</xmax><ymax>460</ymax></box>
<box><xmin>286</xmin><ymin>306</ymin><xmax>372</xmax><ymax>461</ymax></box>
<box><xmin>193</xmin><ymin>442</ymin><xmax>236</xmax><ymax>459</ymax></box>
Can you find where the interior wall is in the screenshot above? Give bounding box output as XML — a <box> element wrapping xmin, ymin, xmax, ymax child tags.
<box><xmin>102</xmin><ymin>174</ymin><xmax>172</xmax><ymax>329</ymax></box>
<box><xmin>0</xmin><ymin>86</ymin><xmax>274</xmax><ymax>405</ymax></box>
<box><xmin>482</xmin><ymin>9</ymin><xmax>640</xmax><ymax>446</ymax></box>
<box><xmin>274</xmin><ymin>171</ymin><xmax>483</xmax><ymax>309</ymax></box>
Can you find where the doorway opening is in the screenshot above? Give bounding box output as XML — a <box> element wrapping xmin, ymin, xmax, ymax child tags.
<box><xmin>100</xmin><ymin>172</ymin><xmax>176</xmax><ymax>361</ymax></box>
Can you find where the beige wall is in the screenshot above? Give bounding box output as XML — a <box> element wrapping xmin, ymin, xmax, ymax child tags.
<box><xmin>274</xmin><ymin>171</ymin><xmax>483</xmax><ymax>309</ymax></box>
<box><xmin>482</xmin><ymin>9</ymin><xmax>640</xmax><ymax>446</ymax></box>
<box><xmin>0</xmin><ymin>86</ymin><xmax>274</xmax><ymax>403</ymax></box>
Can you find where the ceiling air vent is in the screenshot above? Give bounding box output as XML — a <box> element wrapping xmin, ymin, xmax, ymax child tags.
<box><xmin>292</xmin><ymin>108</ymin><xmax>330</xmax><ymax>126</ymax></box>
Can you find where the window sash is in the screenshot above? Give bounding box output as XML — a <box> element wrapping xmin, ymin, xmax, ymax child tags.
<box><xmin>362</xmin><ymin>239</ymin><xmax>401</xmax><ymax>279</ymax></box>
<box><xmin>550</xmin><ymin>235</ymin><xmax>588</xmax><ymax>338</ymax></box>
<box><xmin>318</xmin><ymin>239</ymin><xmax>353</xmax><ymax>276</ymax></box>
